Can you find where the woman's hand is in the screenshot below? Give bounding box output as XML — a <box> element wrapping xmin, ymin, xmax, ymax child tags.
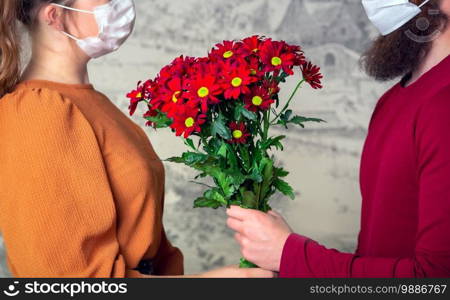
<box><xmin>198</xmin><ymin>265</ymin><xmax>276</xmax><ymax>278</ymax></box>
<box><xmin>226</xmin><ymin>206</ymin><xmax>293</xmax><ymax>272</ymax></box>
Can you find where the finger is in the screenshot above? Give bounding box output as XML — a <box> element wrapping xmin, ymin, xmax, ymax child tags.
<box><xmin>226</xmin><ymin>205</ymin><xmax>258</xmax><ymax>221</ymax></box>
<box><xmin>248</xmin><ymin>269</ymin><xmax>276</xmax><ymax>278</ymax></box>
<box><xmin>234</xmin><ymin>232</ymin><xmax>244</xmax><ymax>244</ymax></box>
<box><xmin>268</xmin><ymin>210</ymin><xmax>280</xmax><ymax>218</ymax></box>
<box><xmin>226</xmin><ymin>217</ymin><xmax>244</xmax><ymax>233</ymax></box>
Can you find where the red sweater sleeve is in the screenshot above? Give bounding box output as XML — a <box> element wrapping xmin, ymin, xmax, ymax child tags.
<box><xmin>279</xmin><ymin>88</ymin><xmax>450</xmax><ymax>278</ymax></box>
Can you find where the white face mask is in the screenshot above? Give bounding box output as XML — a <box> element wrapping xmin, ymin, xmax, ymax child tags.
<box><xmin>51</xmin><ymin>0</ymin><xmax>136</xmax><ymax>58</ymax></box>
<box><xmin>362</xmin><ymin>0</ymin><xmax>431</xmax><ymax>36</ymax></box>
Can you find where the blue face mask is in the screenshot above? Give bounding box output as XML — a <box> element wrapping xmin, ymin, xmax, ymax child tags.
<box><xmin>362</xmin><ymin>0</ymin><xmax>431</xmax><ymax>36</ymax></box>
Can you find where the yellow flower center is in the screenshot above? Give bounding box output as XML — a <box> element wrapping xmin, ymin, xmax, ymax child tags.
<box><xmin>231</xmin><ymin>77</ymin><xmax>243</xmax><ymax>87</ymax></box>
<box><xmin>136</xmin><ymin>92</ymin><xmax>142</xmax><ymax>98</ymax></box>
<box><xmin>223</xmin><ymin>50</ymin><xmax>234</xmax><ymax>58</ymax></box>
<box><xmin>172</xmin><ymin>91</ymin><xmax>181</xmax><ymax>103</ymax></box>
<box><xmin>250</xmin><ymin>69</ymin><xmax>257</xmax><ymax>75</ymax></box>
<box><xmin>185</xmin><ymin>117</ymin><xmax>195</xmax><ymax>128</ymax></box>
<box><xmin>252</xmin><ymin>96</ymin><xmax>263</xmax><ymax>106</ymax></box>
<box><xmin>197</xmin><ymin>87</ymin><xmax>210</xmax><ymax>98</ymax></box>
<box><xmin>252</xmin><ymin>48</ymin><xmax>259</xmax><ymax>53</ymax></box>
<box><xmin>271</xmin><ymin>56</ymin><xmax>282</xmax><ymax>66</ymax></box>
<box><xmin>233</xmin><ymin>130</ymin><xmax>243</xmax><ymax>139</ymax></box>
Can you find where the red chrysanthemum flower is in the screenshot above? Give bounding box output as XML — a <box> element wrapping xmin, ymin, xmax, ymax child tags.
<box><xmin>190</xmin><ymin>59</ymin><xmax>224</xmax><ymax>78</ymax></box>
<box><xmin>244</xmin><ymin>86</ymin><xmax>274</xmax><ymax>112</ymax></box>
<box><xmin>155</xmin><ymin>77</ymin><xmax>186</xmax><ymax>118</ymax></box>
<box><xmin>162</xmin><ymin>56</ymin><xmax>196</xmax><ymax>78</ymax></box>
<box><xmin>170</xmin><ymin>103</ymin><xmax>206</xmax><ymax>138</ymax></box>
<box><xmin>238</xmin><ymin>35</ymin><xmax>264</xmax><ymax>57</ymax></box>
<box><xmin>259</xmin><ymin>39</ymin><xmax>296</xmax><ymax>75</ymax></box>
<box><xmin>170</xmin><ymin>55</ymin><xmax>196</xmax><ymax>76</ymax></box>
<box><xmin>247</xmin><ymin>56</ymin><xmax>265</xmax><ymax>78</ymax></box>
<box><xmin>127</xmin><ymin>81</ymin><xmax>147</xmax><ymax>116</ymax></box>
<box><xmin>221</xmin><ymin>61</ymin><xmax>257</xmax><ymax>100</ymax></box>
<box><xmin>187</xmin><ymin>74</ymin><xmax>223</xmax><ymax>113</ymax></box>
<box><xmin>209</xmin><ymin>40</ymin><xmax>242</xmax><ymax>61</ymax></box>
<box><xmin>228</xmin><ymin>122</ymin><xmax>251</xmax><ymax>144</ymax></box>
<box><xmin>301</xmin><ymin>62</ymin><xmax>323</xmax><ymax>89</ymax></box>
<box><xmin>262</xmin><ymin>79</ymin><xmax>281</xmax><ymax>97</ymax></box>
<box><xmin>286</xmin><ymin>44</ymin><xmax>306</xmax><ymax>66</ymax></box>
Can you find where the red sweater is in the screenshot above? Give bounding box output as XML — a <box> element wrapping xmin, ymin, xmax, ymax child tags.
<box><xmin>279</xmin><ymin>55</ymin><xmax>450</xmax><ymax>278</ymax></box>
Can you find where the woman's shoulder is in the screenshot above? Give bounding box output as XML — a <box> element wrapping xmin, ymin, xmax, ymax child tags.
<box><xmin>1</xmin><ymin>84</ymin><xmax>73</xmax><ymax>110</ymax></box>
<box><xmin>0</xmin><ymin>84</ymin><xmax>92</xmax><ymax>135</ymax></box>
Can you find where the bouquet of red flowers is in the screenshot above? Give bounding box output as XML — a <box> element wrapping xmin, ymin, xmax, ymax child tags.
<box><xmin>127</xmin><ymin>35</ymin><xmax>325</xmax><ymax>268</ymax></box>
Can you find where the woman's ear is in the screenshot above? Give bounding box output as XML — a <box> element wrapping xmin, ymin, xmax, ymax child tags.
<box><xmin>41</xmin><ymin>4</ymin><xmax>63</xmax><ymax>30</ymax></box>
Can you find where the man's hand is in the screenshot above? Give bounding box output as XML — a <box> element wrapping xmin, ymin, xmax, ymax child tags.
<box><xmin>226</xmin><ymin>206</ymin><xmax>293</xmax><ymax>272</ymax></box>
<box><xmin>199</xmin><ymin>265</ymin><xmax>276</xmax><ymax>278</ymax></box>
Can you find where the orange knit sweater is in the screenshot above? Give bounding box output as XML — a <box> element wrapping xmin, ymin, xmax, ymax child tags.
<box><xmin>0</xmin><ymin>80</ymin><xmax>184</xmax><ymax>278</ymax></box>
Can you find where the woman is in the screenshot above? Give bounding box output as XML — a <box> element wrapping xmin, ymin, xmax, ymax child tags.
<box><xmin>0</xmin><ymin>0</ymin><xmax>272</xmax><ymax>278</ymax></box>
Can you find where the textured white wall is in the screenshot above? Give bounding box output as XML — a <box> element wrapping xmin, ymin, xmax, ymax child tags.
<box><xmin>1</xmin><ymin>0</ymin><xmax>396</xmax><ymax>276</ymax></box>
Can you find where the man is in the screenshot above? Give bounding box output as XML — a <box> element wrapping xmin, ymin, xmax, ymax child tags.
<box><xmin>227</xmin><ymin>0</ymin><xmax>450</xmax><ymax>277</ymax></box>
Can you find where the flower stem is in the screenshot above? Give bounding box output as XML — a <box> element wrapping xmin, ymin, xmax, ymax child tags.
<box><xmin>263</xmin><ymin>111</ymin><xmax>270</xmax><ymax>142</ymax></box>
<box><xmin>271</xmin><ymin>79</ymin><xmax>305</xmax><ymax>124</ymax></box>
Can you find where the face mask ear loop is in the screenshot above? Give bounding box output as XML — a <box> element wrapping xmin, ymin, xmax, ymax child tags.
<box><xmin>59</xmin><ymin>30</ymin><xmax>82</xmax><ymax>42</ymax></box>
<box><xmin>50</xmin><ymin>4</ymin><xmax>94</xmax><ymax>42</ymax></box>
<box><xmin>50</xmin><ymin>3</ymin><xmax>95</xmax><ymax>14</ymax></box>
<box><xmin>418</xmin><ymin>0</ymin><xmax>432</xmax><ymax>8</ymax></box>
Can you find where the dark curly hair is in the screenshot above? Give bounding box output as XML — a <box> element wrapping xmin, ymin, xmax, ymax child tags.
<box><xmin>360</xmin><ymin>0</ymin><xmax>449</xmax><ymax>81</ymax></box>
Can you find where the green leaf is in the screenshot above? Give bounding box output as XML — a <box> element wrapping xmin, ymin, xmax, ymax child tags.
<box><xmin>194</xmin><ymin>187</ymin><xmax>228</xmax><ymax>209</ymax></box>
<box><xmin>239</xmin><ymin>258</ymin><xmax>258</xmax><ymax>268</ymax></box>
<box><xmin>217</xmin><ymin>142</ymin><xmax>228</xmax><ymax>157</ymax></box>
<box><xmin>211</xmin><ymin>116</ymin><xmax>232</xmax><ymax>140</ymax></box>
<box><xmin>225</xmin><ymin>143</ymin><xmax>239</xmax><ymax>170</ymax></box>
<box><xmin>182</xmin><ymin>152</ymin><xmax>208</xmax><ymax>165</ymax></box>
<box><xmin>290</xmin><ymin>116</ymin><xmax>327</xmax><ymax>128</ymax></box>
<box><xmin>145</xmin><ymin>112</ymin><xmax>173</xmax><ymax>128</ymax></box>
<box><xmin>240</xmin><ymin>188</ymin><xmax>258</xmax><ymax>209</ymax></box>
<box><xmin>166</xmin><ymin>156</ymin><xmax>185</xmax><ymax>164</ymax></box>
<box><xmin>261</xmin><ymin>135</ymin><xmax>286</xmax><ymax>151</ymax></box>
<box><xmin>190</xmin><ymin>159</ymin><xmax>222</xmax><ymax>180</ymax></box>
<box><xmin>291</xmin><ymin>116</ymin><xmax>327</xmax><ymax>124</ymax></box>
<box><xmin>253</xmin><ymin>142</ymin><xmax>263</xmax><ymax>163</ymax></box>
<box><xmin>194</xmin><ymin>197</ymin><xmax>222</xmax><ymax>209</ymax></box>
<box><xmin>216</xmin><ymin>172</ymin><xmax>236</xmax><ymax>198</ymax></box>
<box><xmin>204</xmin><ymin>188</ymin><xmax>227</xmax><ymax>206</ymax></box>
<box><xmin>259</xmin><ymin>158</ymin><xmax>274</xmax><ymax>201</ymax></box>
<box><xmin>273</xmin><ymin>178</ymin><xmax>295</xmax><ymax>200</ymax></box>
<box><xmin>184</xmin><ymin>138</ymin><xmax>196</xmax><ymax>150</ymax></box>
<box><xmin>281</xmin><ymin>110</ymin><xmax>293</xmax><ymax>122</ymax></box>
<box><xmin>241</xmin><ymin>107</ymin><xmax>257</xmax><ymax>121</ymax></box>
<box><xmin>234</xmin><ymin>103</ymin><xmax>257</xmax><ymax>122</ymax></box>
<box><xmin>276</xmin><ymin>119</ymin><xmax>288</xmax><ymax>129</ymax></box>
<box><xmin>274</xmin><ymin>167</ymin><xmax>289</xmax><ymax>178</ymax></box>
<box><xmin>166</xmin><ymin>152</ymin><xmax>208</xmax><ymax>166</ymax></box>
<box><xmin>277</xmin><ymin>113</ymin><xmax>327</xmax><ymax>129</ymax></box>
<box><xmin>206</xmin><ymin>138</ymin><xmax>222</xmax><ymax>155</ymax></box>
<box><xmin>275</xmin><ymin>71</ymin><xmax>289</xmax><ymax>84</ymax></box>
<box><xmin>249</xmin><ymin>160</ymin><xmax>263</xmax><ymax>183</ymax></box>
<box><xmin>234</xmin><ymin>105</ymin><xmax>242</xmax><ymax>121</ymax></box>
<box><xmin>276</xmin><ymin>110</ymin><xmax>294</xmax><ymax>129</ymax></box>
<box><xmin>239</xmin><ymin>146</ymin><xmax>251</xmax><ymax>172</ymax></box>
